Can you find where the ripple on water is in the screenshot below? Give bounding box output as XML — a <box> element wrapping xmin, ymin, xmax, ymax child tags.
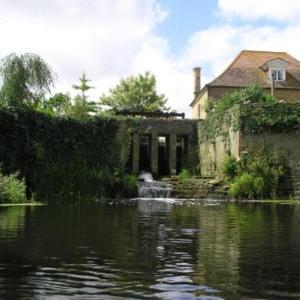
<box><xmin>1</xmin><ymin>201</ymin><xmax>300</xmax><ymax>299</ymax></box>
<box><xmin>152</xmin><ymin>282</ymin><xmax>222</xmax><ymax>300</ymax></box>
<box><xmin>155</xmin><ymin>293</ymin><xmax>224</xmax><ymax>300</ymax></box>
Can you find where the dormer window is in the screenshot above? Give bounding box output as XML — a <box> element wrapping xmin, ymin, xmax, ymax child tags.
<box><xmin>270</xmin><ymin>68</ymin><xmax>286</xmax><ymax>81</ymax></box>
<box><xmin>260</xmin><ymin>58</ymin><xmax>289</xmax><ymax>82</ymax></box>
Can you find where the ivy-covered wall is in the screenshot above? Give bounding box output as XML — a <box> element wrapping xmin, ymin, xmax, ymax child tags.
<box><xmin>199</xmin><ymin>103</ymin><xmax>300</xmax><ymax>196</ymax></box>
<box><xmin>0</xmin><ymin>109</ymin><xmax>199</xmax><ymax>201</ymax></box>
<box><xmin>0</xmin><ymin>108</ymin><xmax>131</xmax><ymax>201</ymax></box>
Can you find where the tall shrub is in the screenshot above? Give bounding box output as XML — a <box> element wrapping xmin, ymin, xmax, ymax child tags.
<box><xmin>223</xmin><ymin>151</ymin><xmax>284</xmax><ymax>199</ymax></box>
<box><xmin>0</xmin><ymin>170</ymin><xmax>26</xmax><ymax>203</ymax></box>
<box><xmin>0</xmin><ymin>108</ymin><xmax>130</xmax><ymax>201</ymax></box>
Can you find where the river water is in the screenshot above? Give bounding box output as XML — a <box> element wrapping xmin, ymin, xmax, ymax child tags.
<box><xmin>1</xmin><ymin>199</ymin><xmax>300</xmax><ymax>299</ymax></box>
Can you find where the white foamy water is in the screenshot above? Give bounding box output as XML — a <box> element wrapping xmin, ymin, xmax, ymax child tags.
<box><xmin>138</xmin><ymin>172</ymin><xmax>172</xmax><ymax>198</ymax></box>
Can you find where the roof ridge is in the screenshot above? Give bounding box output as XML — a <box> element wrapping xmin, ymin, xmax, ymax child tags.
<box><xmin>241</xmin><ymin>49</ymin><xmax>288</xmax><ymax>54</ymax></box>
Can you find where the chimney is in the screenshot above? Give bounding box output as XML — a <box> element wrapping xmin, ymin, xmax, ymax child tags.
<box><xmin>193</xmin><ymin>67</ymin><xmax>201</xmax><ymax>98</ymax></box>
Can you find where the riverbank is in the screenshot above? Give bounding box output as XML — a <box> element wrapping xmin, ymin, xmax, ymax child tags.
<box><xmin>161</xmin><ymin>175</ymin><xmax>300</xmax><ymax>201</ymax></box>
<box><xmin>161</xmin><ymin>176</ymin><xmax>228</xmax><ymax>199</ymax></box>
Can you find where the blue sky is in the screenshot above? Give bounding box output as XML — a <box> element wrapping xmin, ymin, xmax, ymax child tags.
<box><xmin>1</xmin><ymin>0</ymin><xmax>300</xmax><ymax>115</ymax></box>
<box><xmin>157</xmin><ymin>0</ymin><xmax>219</xmax><ymax>54</ymax></box>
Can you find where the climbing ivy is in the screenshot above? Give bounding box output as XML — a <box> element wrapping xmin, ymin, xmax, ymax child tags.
<box><xmin>0</xmin><ymin>107</ymin><xmax>134</xmax><ymax>201</ymax></box>
<box><xmin>240</xmin><ymin>103</ymin><xmax>300</xmax><ymax>134</ymax></box>
<box><xmin>199</xmin><ymin>86</ymin><xmax>300</xmax><ymax>143</ymax></box>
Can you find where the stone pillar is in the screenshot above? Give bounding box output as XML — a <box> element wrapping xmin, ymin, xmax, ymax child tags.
<box><xmin>151</xmin><ymin>132</ymin><xmax>158</xmax><ymax>176</ymax></box>
<box><xmin>132</xmin><ymin>133</ymin><xmax>139</xmax><ymax>174</ymax></box>
<box><xmin>169</xmin><ymin>133</ymin><xmax>177</xmax><ymax>175</ymax></box>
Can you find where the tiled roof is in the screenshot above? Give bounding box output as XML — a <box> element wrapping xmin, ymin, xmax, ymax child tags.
<box><xmin>208</xmin><ymin>50</ymin><xmax>300</xmax><ymax>89</ymax></box>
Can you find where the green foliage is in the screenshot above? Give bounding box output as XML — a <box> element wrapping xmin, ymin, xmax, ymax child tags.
<box><xmin>212</xmin><ymin>85</ymin><xmax>275</xmax><ymax>113</ymax></box>
<box><xmin>68</xmin><ymin>73</ymin><xmax>99</xmax><ymax>119</ymax></box>
<box><xmin>36</xmin><ymin>161</ymin><xmax>137</xmax><ymax>200</ymax></box>
<box><xmin>40</xmin><ymin>93</ymin><xmax>72</xmax><ymax>117</ymax></box>
<box><xmin>112</xmin><ymin>174</ymin><xmax>138</xmax><ymax>198</ymax></box>
<box><xmin>67</xmin><ymin>95</ymin><xmax>98</xmax><ymax>120</ymax></box>
<box><xmin>200</xmin><ymin>85</ymin><xmax>300</xmax><ymax>144</ymax></box>
<box><xmin>229</xmin><ymin>173</ymin><xmax>258</xmax><ymax>199</ymax></box>
<box><xmin>240</xmin><ymin>103</ymin><xmax>300</xmax><ymax>134</ymax></box>
<box><xmin>224</xmin><ymin>151</ymin><xmax>284</xmax><ymax>199</ymax></box>
<box><xmin>179</xmin><ymin>169</ymin><xmax>192</xmax><ymax>181</ymax></box>
<box><xmin>199</xmin><ymin>85</ymin><xmax>276</xmax><ymax>142</ymax></box>
<box><xmin>39</xmin><ymin>74</ymin><xmax>100</xmax><ymax>120</ymax></box>
<box><xmin>0</xmin><ymin>169</ymin><xmax>26</xmax><ymax>203</ymax></box>
<box><xmin>222</xmin><ymin>155</ymin><xmax>238</xmax><ymax>179</ymax></box>
<box><xmin>0</xmin><ymin>53</ymin><xmax>55</xmax><ymax>107</ymax></box>
<box><xmin>122</xmin><ymin>174</ymin><xmax>138</xmax><ymax>189</ymax></box>
<box><xmin>0</xmin><ymin>108</ymin><xmax>133</xmax><ymax>201</ymax></box>
<box><xmin>99</xmin><ymin>71</ymin><xmax>169</xmax><ymax>113</ymax></box>
<box><xmin>72</xmin><ymin>72</ymin><xmax>94</xmax><ymax>98</ymax></box>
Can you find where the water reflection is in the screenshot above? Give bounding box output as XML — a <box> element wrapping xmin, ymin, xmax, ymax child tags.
<box><xmin>0</xmin><ymin>201</ymin><xmax>299</xmax><ymax>299</ymax></box>
<box><xmin>0</xmin><ymin>206</ymin><xmax>26</xmax><ymax>238</ymax></box>
<box><xmin>137</xmin><ymin>198</ymin><xmax>174</xmax><ymax>213</ymax></box>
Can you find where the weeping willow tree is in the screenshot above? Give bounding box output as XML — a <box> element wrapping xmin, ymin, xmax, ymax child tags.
<box><xmin>0</xmin><ymin>53</ymin><xmax>55</xmax><ymax>107</ymax></box>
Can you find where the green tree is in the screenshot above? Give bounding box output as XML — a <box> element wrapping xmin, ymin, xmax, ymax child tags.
<box><xmin>72</xmin><ymin>72</ymin><xmax>94</xmax><ymax>100</ymax></box>
<box><xmin>0</xmin><ymin>53</ymin><xmax>55</xmax><ymax>107</ymax></box>
<box><xmin>42</xmin><ymin>93</ymin><xmax>72</xmax><ymax>117</ymax></box>
<box><xmin>69</xmin><ymin>73</ymin><xmax>98</xmax><ymax>119</ymax></box>
<box><xmin>68</xmin><ymin>95</ymin><xmax>98</xmax><ymax>119</ymax></box>
<box><xmin>99</xmin><ymin>71</ymin><xmax>169</xmax><ymax>112</ymax></box>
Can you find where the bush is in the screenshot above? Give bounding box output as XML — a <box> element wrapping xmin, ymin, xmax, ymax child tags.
<box><xmin>222</xmin><ymin>155</ymin><xmax>238</xmax><ymax>179</ymax></box>
<box><xmin>247</xmin><ymin>153</ymin><xmax>283</xmax><ymax>198</ymax></box>
<box><xmin>0</xmin><ymin>170</ymin><xmax>26</xmax><ymax>203</ymax></box>
<box><xmin>122</xmin><ymin>174</ymin><xmax>138</xmax><ymax>189</ymax></box>
<box><xmin>118</xmin><ymin>174</ymin><xmax>138</xmax><ymax>198</ymax></box>
<box><xmin>229</xmin><ymin>174</ymin><xmax>264</xmax><ymax>199</ymax></box>
<box><xmin>179</xmin><ymin>169</ymin><xmax>192</xmax><ymax>181</ymax></box>
<box><xmin>223</xmin><ymin>151</ymin><xmax>284</xmax><ymax>199</ymax></box>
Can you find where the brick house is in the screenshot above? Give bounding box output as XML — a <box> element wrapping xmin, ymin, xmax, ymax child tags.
<box><xmin>190</xmin><ymin>50</ymin><xmax>300</xmax><ymax>119</ymax></box>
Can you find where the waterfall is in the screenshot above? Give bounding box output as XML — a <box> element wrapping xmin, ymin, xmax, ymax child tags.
<box><xmin>138</xmin><ymin>172</ymin><xmax>172</xmax><ymax>198</ymax></box>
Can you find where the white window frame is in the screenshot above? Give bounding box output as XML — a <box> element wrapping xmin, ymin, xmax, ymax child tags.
<box><xmin>269</xmin><ymin>68</ymin><xmax>286</xmax><ymax>81</ymax></box>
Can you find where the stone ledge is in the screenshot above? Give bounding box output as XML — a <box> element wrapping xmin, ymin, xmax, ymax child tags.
<box><xmin>161</xmin><ymin>176</ymin><xmax>227</xmax><ymax>199</ymax></box>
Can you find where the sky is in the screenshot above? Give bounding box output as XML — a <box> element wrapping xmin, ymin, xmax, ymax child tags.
<box><xmin>1</xmin><ymin>0</ymin><xmax>300</xmax><ymax>115</ymax></box>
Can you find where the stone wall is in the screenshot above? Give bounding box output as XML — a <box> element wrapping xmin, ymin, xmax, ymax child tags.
<box><xmin>162</xmin><ymin>176</ymin><xmax>210</xmax><ymax>199</ymax></box>
<box><xmin>162</xmin><ymin>176</ymin><xmax>228</xmax><ymax>199</ymax></box>
<box><xmin>199</xmin><ymin>127</ymin><xmax>240</xmax><ymax>177</ymax></box>
<box><xmin>199</xmin><ymin>127</ymin><xmax>300</xmax><ymax>197</ymax></box>
<box><xmin>191</xmin><ymin>89</ymin><xmax>209</xmax><ymax>119</ymax></box>
<box><xmin>240</xmin><ymin>131</ymin><xmax>300</xmax><ymax>197</ymax></box>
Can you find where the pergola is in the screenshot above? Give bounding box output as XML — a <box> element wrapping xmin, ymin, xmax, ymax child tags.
<box><xmin>116</xmin><ymin>111</ymin><xmax>185</xmax><ymax>119</ymax></box>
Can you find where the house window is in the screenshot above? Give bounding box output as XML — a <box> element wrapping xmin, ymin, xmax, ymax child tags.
<box><xmin>198</xmin><ymin>104</ymin><xmax>201</xmax><ymax>118</ymax></box>
<box><xmin>269</xmin><ymin>68</ymin><xmax>286</xmax><ymax>81</ymax></box>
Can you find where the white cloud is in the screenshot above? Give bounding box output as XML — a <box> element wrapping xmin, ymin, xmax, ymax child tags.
<box><xmin>2</xmin><ymin>0</ymin><xmax>300</xmax><ymax>117</ymax></box>
<box><xmin>0</xmin><ymin>0</ymin><xmax>200</xmax><ymax>115</ymax></box>
<box><xmin>218</xmin><ymin>0</ymin><xmax>300</xmax><ymax>22</ymax></box>
<box><xmin>131</xmin><ymin>36</ymin><xmax>195</xmax><ymax>113</ymax></box>
<box><xmin>175</xmin><ymin>23</ymin><xmax>300</xmax><ymax>106</ymax></box>
<box><xmin>0</xmin><ymin>0</ymin><xmax>168</xmax><ymax>102</ymax></box>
